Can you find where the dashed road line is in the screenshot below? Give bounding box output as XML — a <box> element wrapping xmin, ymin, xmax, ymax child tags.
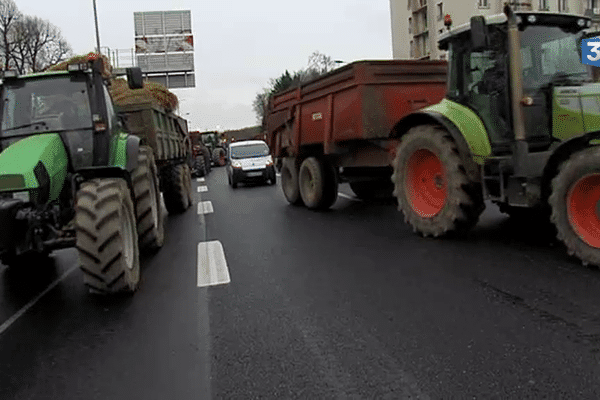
<box><xmin>197</xmin><ymin>201</ymin><xmax>214</xmax><ymax>215</ymax></box>
<box><xmin>197</xmin><ymin>241</ymin><xmax>230</xmax><ymax>287</ymax></box>
<box><xmin>0</xmin><ymin>265</ymin><xmax>78</xmax><ymax>336</ymax></box>
<box><xmin>197</xmin><ymin>185</ymin><xmax>208</xmax><ymax>193</ymax></box>
<box><xmin>196</xmin><ymin>177</ymin><xmax>205</xmax><ymax>183</ymax></box>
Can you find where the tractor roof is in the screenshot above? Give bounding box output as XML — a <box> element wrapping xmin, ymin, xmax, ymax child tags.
<box><xmin>438</xmin><ymin>11</ymin><xmax>591</xmax><ymax>47</ymax></box>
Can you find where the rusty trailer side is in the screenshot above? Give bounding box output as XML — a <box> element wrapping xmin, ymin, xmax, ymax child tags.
<box><xmin>266</xmin><ymin>59</ymin><xmax>447</xmax><ymax>165</ymax></box>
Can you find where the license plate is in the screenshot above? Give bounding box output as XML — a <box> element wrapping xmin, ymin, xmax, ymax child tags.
<box><xmin>247</xmin><ymin>171</ymin><xmax>262</xmax><ymax>177</ymax></box>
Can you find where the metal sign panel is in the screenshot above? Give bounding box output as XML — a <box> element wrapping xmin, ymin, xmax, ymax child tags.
<box><xmin>134</xmin><ymin>10</ymin><xmax>191</xmax><ymax>36</ymax></box>
<box><xmin>133</xmin><ymin>10</ymin><xmax>195</xmax><ymax>87</ymax></box>
<box><xmin>135</xmin><ymin>35</ymin><xmax>193</xmax><ymax>53</ymax></box>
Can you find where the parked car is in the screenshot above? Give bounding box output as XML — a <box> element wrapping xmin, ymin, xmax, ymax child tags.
<box><xmin>226</xmin><ymin>140</ymin><xmax>276</xmax><ymax>188</ymax></box>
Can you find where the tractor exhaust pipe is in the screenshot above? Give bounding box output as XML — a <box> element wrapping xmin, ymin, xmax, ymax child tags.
<box><xmin>504</xmin><ymin>2</ymin><xmax>529</xmax><ymax>176</ymax></box>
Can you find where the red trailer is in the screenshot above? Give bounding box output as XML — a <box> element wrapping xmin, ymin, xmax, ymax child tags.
<box><xmin>265</xmin><ymin>59</ymin><xmax>447</xmax><ymax>209</ymax></box>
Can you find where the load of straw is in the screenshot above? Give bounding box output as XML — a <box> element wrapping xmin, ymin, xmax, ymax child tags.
<box><xmin>46</xmin><ymin>52</ymin><xmax>113</xmax><ymax>78</ymax></box>
<box><xmin>46</xmin><ymin>52</ymin><xmax>178</xmax><ymax>112</ymax></box>
<box><xmin>109</xmin><ymin>78</ymin><xmax>178</xmax><ymax>112</ymax></box>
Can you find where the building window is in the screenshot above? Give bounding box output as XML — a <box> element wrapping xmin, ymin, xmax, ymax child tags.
<box><xmin>409</xmin><ymin>17</ymin><xmax>412</xmax><ymax>34</ymax></box>
<box><xmin>424</xmin><ymin>33</ymin><xmax>430</xmax><ymax>55</ymax></box>
<box><xmin>410</xmin><ymin>40</ymin><xmax>414</xmax><ymax>58</ymax></box>
<box><xmin>558</xmin><ymin>0</ymin><xmax>567</xmax><ymax>12</ymax></box>
<box><xmin>478</xmin><ymin>0</ymin><xmax>489</xmax><ymax>8</ymax></box>
<box><xmin>437</xmin><ymin>2</ymin><xmax>443</xmax><ymax>20</ymax></box>
<box><xmin>539</xmin><ymin>0</ymin><xmax>549</xmax><ymax>10</ymax></box>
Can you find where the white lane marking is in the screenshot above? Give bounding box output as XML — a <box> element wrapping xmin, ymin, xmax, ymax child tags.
<box><xmin>197</xmin><ymin>241</ymin><xmax>230</xmax><ymax>287</ymax></box>
<box><xmin>276</xmin><ymin>173</ymin><xmax>281</xmax><ymax>177</ymax></box>
<box><xmin>338</xmin><ymin>192</ymin><xmax>361</xmax><ymax>201</ymax></box>
<box><xmin>197</xmin><ymin>201</ymin><xmax>214</xmax><ymax>215</ymax></box>
<box><xmin>0</xmin><ymin>265</ymin><xmax>78</xmax><ymax>336</ymax></box>
<box><xmin>196</xmin><ymin>177</ymin><xmax>205</xmax><ymax>183</ymax></box>
<box><xmin>197</xmin><ymin>185</ymin><xmax>208</xmax><ymax>193</ymax></box>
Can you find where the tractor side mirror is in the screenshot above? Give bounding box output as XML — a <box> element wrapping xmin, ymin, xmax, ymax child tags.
<box><xmin>471</xmin><ymin>16</ymin><xmax>489</xmax><ymax>50</ymax></box>
<box><xmin>126</xmin><ymin>67</ymin><xmax>144</xmax><ymax>89</ymax></box>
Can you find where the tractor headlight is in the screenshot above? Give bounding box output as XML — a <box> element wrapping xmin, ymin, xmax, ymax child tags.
<box><xmin>578</xmin><ymin>19</ymin><xmax>586</xmax><ymax>27</ymax></box>
<box><xmin>12</xmin><ymin>191</ymin><xmax>30</xmax><ymax>202</ymax></box>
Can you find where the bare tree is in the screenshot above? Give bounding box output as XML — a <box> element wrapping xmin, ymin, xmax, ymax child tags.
<box><xmin>0</xmin><ymin>0</ymin><xmax>20</xmax><ymax>70</ymax></box>
<box><xmin>11</xmin><ymin>15</ymin><xmax>71</xmax><ymax>74</ymax></box>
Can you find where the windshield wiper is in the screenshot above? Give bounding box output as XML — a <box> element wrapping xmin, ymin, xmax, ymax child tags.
<box><xmin>3</xmin><ymin>121</ymin><xmax>48</xmax><ymax>132</ymax></box>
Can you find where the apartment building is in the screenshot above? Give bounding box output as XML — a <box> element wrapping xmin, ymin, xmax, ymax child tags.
<box><xmin>390</xmin><ymin>0</ymin><xmax>600</xmax><ymax>60</ymax></box>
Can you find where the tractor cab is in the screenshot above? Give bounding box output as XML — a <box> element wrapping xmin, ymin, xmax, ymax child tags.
<box><xmin>439</xmin><ymin>12</ymin><xmax>594</xmax><ymax>155</ymax></box>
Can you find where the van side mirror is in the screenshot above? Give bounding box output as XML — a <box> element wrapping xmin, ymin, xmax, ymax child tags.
<box><xmin>126</xmin><ymin>67</ymin><xmax>144</xmax><ymax>89</ymax></box>
<box><xmin>471</xmin><ymin>16</ymin><xmax>489</xmax><ymax>50</ymax></box>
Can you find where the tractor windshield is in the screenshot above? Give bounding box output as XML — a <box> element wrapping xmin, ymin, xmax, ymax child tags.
<box><xmin>1</xmin><ymin>76</ymin><xmax>93</xmax><ymax>138</ymax></box>
<box><xmin>520</xmin><ymin>25</ymin><xmax>590</xmax><ymax>90</ymax></box>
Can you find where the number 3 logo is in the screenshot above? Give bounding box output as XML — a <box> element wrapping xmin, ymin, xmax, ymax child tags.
<box><xmin>588</xmin><ymin>42</ymin><xmax>600</xmax><ymax>62</ymax></box>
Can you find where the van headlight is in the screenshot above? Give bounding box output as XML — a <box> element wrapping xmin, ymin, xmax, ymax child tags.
<box><xmin>266</xmin><ymin>155</ymin><xmax>273</xmax><ymax>166</ymax></box>
<box><xmin>232</xmin><ymin>160</ymin><xmax>242</xmax><ymax>168</ymax></box>
<box><xmin>11</xmin><ymin>191</ymin><xmax>30</xmax><ymax>202</ymax></box>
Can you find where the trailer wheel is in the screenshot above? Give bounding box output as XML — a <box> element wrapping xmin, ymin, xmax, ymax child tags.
<box><xmin>132</xmin><ymin>146</ymin><xmax>165</xmax><ymax>251</ymax></box>
<box><xmin>392</xmin><ymin>125</ymin><xmax>484</xmax><ymax>237</ymax></box>
<box><xmin>350</xmin><ymin>180</ymin><xmax>394</xmax><ymax>200</ymax></box>
<box><xmin>202</xmin><ymin>147</ymin><xmax>212</xmax><ymax>173</ymax></box>
<box><xmin>163</xmin><ymin>163</ymin><xmax>191</xmax><ymax>214</ymax></box>
<box><xmin>549</xmin><ymin>146</ymin><xmax>600</xmax><ymax>267</ymax></box>
<box><xmin>281</xmin><ymin>157</ymin><xmax>303</xmax><ymax>206</ymax></box>
<box><xmin>299</xmin><ymin>157</ymin><xmax>338</xmax><ymax>210</ymax></box>
<box><xmin>75</xmin><ymin>178</ymin><xmax>140</xmax><ymax>294</ymax></box>
<box><xmin>193</xmin><ymin>155</ymin><xmax>206</xmax><ymax>177</ymax></box>
<box><xmin>212</xmin><ymin>148</ymin><xmax>227</xmax><ymax>167</ymax></box>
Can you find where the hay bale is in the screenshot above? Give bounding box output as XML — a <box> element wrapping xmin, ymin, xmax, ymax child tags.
<box><xmin>110</xmin><ymin>78</ymin><xmax>178</xmax><ymax>112</ymax></box>
<box><xmin>46</xmin><ymin>52</ymin><xmax>179</xmax><ymax>112</ymax></box>
<box><xmin>46</xmin><ymin>52</ymin><xmax>113</xmax><ymax>78</ymax></box>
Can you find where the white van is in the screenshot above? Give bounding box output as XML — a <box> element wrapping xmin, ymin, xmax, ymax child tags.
<box><xmin>226</xmin><ymin>140</ymin><xmax>276</xmax><ymax>188</ymax></box>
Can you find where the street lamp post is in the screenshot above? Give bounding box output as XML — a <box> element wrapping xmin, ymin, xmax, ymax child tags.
<box><xmin>92</xmin><ymin>0</ymin><xmax>102</xmax><ymax>54</ymax></box>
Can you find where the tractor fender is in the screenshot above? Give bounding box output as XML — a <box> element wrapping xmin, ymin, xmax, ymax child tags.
<box><xmin>541</xmin><ymin>130</ymin><xmax>600</xmax><ymax>201</ymax></box>
<box><xmin>391</xmin><ymin>111</ymin><xmax>481</xmax><ymax>183</ymax></box>
<box><xmin>125</xmin><ymin>135</ymin><xmax>140</xmax><ymax>172</ymax></box>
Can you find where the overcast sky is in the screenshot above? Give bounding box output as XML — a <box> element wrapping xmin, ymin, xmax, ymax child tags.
<box><xmin>19</xmin><ymin>0</ymin><xmax>393</xmax><ymax>131</ymax></box>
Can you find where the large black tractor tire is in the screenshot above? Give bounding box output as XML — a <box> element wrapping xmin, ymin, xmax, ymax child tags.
<box><xmin>350</xmin><ymin>179</ymin><xmax>394</xmax><ymax>200</ymax></box>
<box><xmin>212</xmin><ymin>147</ymin><xmax>227</xmax><ymax>167</ymax></box>
<box><xmin>281</xmin><ymin>157</ymin><xmax>303</xmax><ymax>206</ymax></box>
<box><xmin>549</xmin><ymin>146</ymin><xmax>600</xmax><ymax>267</ymax></box>
<box><xmin>75</xmin><ymin>178</ymin><xmax>140</xmax><ymax>294</ymax></box>
<box><xmin>193</xmin><ymin>155</ymin><xmax>207</xmax><ymax>177</ymax></box>
<box><xmin>163</xmin><ymin>163</ymin><xmax>192</xmax><ymax>214</ymax></box>
<box><xmin>298</xmin><ymin>157</ymin><xmax>338</xmax><ymax>210</ymax></box>
<box><xmin>392</xmin><ymin>125</ymin><xmax>484</xmax><ymax>237</ymax></box>
<box><xmin>202</xmin><ymin>147</ymin><xmax>212</xmax><ymax>173</ymax></box>
<box><xmin>132</xmin><ymin>146</ymin><xmax>165</xmax><ymax>251</ymax></box>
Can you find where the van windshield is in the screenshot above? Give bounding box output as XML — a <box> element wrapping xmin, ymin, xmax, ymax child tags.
<box><xmin>231</xmin><ymin>143</ymin><xmax>269</xmax><ymax>159</ymax></box>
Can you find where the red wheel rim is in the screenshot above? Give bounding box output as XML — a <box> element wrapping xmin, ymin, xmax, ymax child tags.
<box><xmin>567</xmin><ymin>173</ymin><xmax>600</xmax><ymax>248</ymax></box>
<box><xmin>405</xmin><ymin>149</ymin><xmax>447</xmax><ymax>217</ymax></box>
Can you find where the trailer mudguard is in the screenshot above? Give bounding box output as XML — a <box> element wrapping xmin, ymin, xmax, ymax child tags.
<box><xmin>0</xmin><ymin>134</ymin><xmax>68</xmax><ymax>203</ymax></box>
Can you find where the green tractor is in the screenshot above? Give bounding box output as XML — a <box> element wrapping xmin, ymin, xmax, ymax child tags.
<box><xmin>392</xmin><ymin>6</ymin><xmax>600</xmax><ymax>266</ymax></box>
<box><xmin>0</xmin><ymin>55</ymin><xmax>165</xmax><ymax>293</ymax></box>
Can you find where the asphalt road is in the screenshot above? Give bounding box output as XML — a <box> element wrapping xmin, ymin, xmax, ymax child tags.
<box><xmin>2</xmin><ymin>167</ymin><xmax>600</xmax><ymax>399</ymax></box>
